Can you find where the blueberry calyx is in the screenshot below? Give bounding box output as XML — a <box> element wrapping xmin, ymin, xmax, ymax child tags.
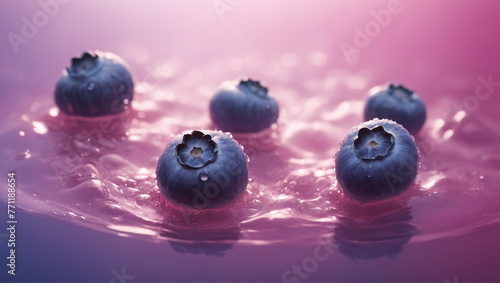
<box><xmin>175</xmin><ymin>130</ymin><xmax>218</xmax><ymax>169</ymax></box>
<box><xmin>238</xmin><ymin>79</ymin><xmax>268</xmax><ymax>98</ymax></box>
<box><xmin>354</xmin><ymin>126</ymin><xmax>395</xmax><ymax>160</ymax></box>
<box><xmin>67</xmin><ymin>52</ymin><xmax>103</xmax><ymax>78</ymax></box>
<box><xmin>388</xmin><ymin>84</ymin><xmax>415</xmax><ymax>101</ymax></box>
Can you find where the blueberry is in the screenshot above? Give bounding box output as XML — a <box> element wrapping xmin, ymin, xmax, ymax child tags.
<box><xmin>209</xmin><ymin>78</ymin><xmax>279</xmax><ymax>133</ymax></box>
<box><xmin>364</xmin><ymin>84</ymin><xmax>426</xmax><ymax>135</ymax></box>
<box><xmin>335</xmin><ymin>119</ymin><xmax>419</xmax><ymax>202</ymax></box>
<box><xmin>55</xmin><ymin>51</ymin><xmax>134</xmax><ymax>117</ymax></box>
<box><xmin>156</xmin><ymin>130</ymin><xmax>248</xmax><ymax>209</ymax></box>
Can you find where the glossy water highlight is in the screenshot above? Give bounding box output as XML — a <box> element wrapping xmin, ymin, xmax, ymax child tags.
<box><xmin>1</xmin><ymin>55</ymin><xmax>499</xmax><ymax>257</ymax></box>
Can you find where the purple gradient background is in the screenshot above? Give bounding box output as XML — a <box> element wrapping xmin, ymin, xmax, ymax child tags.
<box><xmin>1</xmin><ymin>0</ymin><xmax>500</xmax><ymax>121</ymax></box>
<box><xmin>1</xmin><ymin>0</ymin><xmax>500</xmax><ymax>282</ymax></box>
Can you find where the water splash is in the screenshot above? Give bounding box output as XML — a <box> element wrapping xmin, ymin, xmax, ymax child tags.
<box><xmin>1</xmin><ymin>54</ymin><xmax>499</xmax><ymax>249</ymax></box>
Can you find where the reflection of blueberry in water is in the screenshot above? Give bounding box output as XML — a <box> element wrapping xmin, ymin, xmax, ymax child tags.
<box><xmin>210</xmin><ymin>78</ymin><xmax>279</xmax><ymax>133</ymax></box>
<box><xmin>55</xmin><ymin>51</ymin><xmax>134</xmax><ymax>117</ymax></box>
<box><xmin>156</xmin><ymin>130</ymin><xmax>248</xmax><ymax>209</ymax></box>
<box><xmin>161</xmin><ymin>226</ymin><xmax>241</xmax><ymax>257</ymax></box>
<box><xmin>334</xmin><ymin>207</ymin><xmax>418</xmax><ymax>260</ymax></box>
<box><xmin>364</xmin><ymin>84</ymin><xmax>426</xmax><ymax>135</ymax></box>
<box><xmin>335</xmin><ymin>119</ymin><xmax>419</xmax><ymax>202</ymax></box>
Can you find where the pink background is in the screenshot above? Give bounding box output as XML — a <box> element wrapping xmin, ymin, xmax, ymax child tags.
<box><xmin>1</xmin><ymin>1</ymin><xmax>500</xmax><ymax>282</ymax></box>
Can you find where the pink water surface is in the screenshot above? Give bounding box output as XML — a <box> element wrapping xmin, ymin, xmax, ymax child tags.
<box><xmin>1</xmin><ymin>1</ymin><xmax>500</xmax><ymax>282</ymax></box>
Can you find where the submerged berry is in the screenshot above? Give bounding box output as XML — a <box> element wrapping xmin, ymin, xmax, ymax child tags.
<box><xmin>55</xmin><ymin>51</ymin><xmax>134</xmax><ymax>117</ymax></box>
<box><xmin>364</xmin><ymin>84</ymin><xmax>426</xmax><ymax>135</ymax></box>
<box><xmin>156</xmin><ymin>130</ymin><xmax>248</xmax><ymax>209</ymax></box>
<box><xmin>335</xmin><ymin>119</ymin><xmax>419</xmax><ymax>202</ymax></box>
<box><xmin>210</xmin><ymin>78</ymin><xmax>279</xmax><ymax>133</ymax></box>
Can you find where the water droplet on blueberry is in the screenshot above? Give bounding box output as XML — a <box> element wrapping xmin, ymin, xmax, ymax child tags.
<box><xmin>55</xmin><ymin>51</ymin><xmax>134</xmax><ymax>117</ymax></box>
<box><xmin>200</xmin><ymin>173</ymin><xmax>209</xmax><ymax>182</ymax></box>
<box><xmin>336</xmin><ymin>119</ymin><xmax>419</xmax><ymax>202</ymax></box>
<box><xmin>157</xmin><ymin>130</ymin><xmax>248</xmax><ymax>209</ymax></box>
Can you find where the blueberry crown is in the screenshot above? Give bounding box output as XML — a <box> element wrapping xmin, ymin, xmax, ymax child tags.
<box><xmin>67</xmin><ymin>52</ymin><xmax>103</xmax><ymax>78</ymax></box>
<box><xmin>175</xmin><ymin>130</ymin><xmax>219</xmax><ymax>169</ymax></box>
<box><xmin>388</xmin><ymin>84</ymin><xmax>415</xmax><ymax>101</ymax></box>
<box><xmin>238</xmin><ymin>79</ymin><xmax>268</xmax><ymax>98</ymax></box>
<box><xmin>354</xmin><ymin>126</ymin><xmax>395</xmax><ymax>160</ymax></box>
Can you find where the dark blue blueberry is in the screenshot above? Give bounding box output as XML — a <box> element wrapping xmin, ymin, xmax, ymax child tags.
<box><xmin>209</xmin><ymin>79</ymin><xmax>279</xmax><ymax>133</ymax></box>
<box><xmin>364</xmin><ymin>84</ymin><xmax>426</xmax><ymax>135</ymax></box>
<box><xmin>55</xmin><ymin>51</ymin><xmax>134</xmax><ymax>117</ymax></box>
<box><xmin>335</xmin><ymin>119</ymin><xmax>419</xmax><ymax>202</ymax></box>
<box><xmin>156</xmin><ymin>130</ymin><xmax>248</xmax><ymax>209</ymax></box>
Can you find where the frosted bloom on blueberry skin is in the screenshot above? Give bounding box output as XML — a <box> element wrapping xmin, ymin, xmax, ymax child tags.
<box><xmin>335</xmin><ymin>119</ymin><xmax>419</xmax><ymax>202</ymax></box>
<box><xmin>364</xmin><ymin>84</ymin><xmax>426</xmax><ymax>135</ymax></box>
<box><xmin>156</xmin><ymin>130</ymin><xmax>249</xmax><ymax>209</ymax></box>
<box><xmin>210</xmin><ymin>78</ymin><xmax>279</xmax><ymax>133</ymax></box>
<box><xmin>55</xmin><ymin>51</ymin><xmax>134</xmax><ymax>117</ymax></box>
